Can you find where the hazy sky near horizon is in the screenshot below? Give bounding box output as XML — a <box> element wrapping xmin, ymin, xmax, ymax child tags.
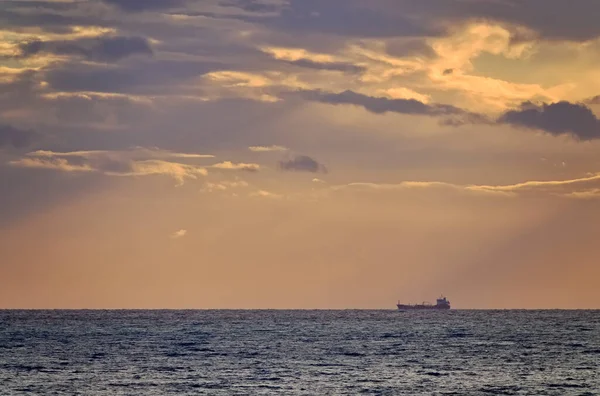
<box><xmin>2</xmin><ymin>0</ymin><xmax>600</xmax><ymax>309</ymax></box>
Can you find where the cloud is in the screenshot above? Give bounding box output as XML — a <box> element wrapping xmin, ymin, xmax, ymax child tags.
<box><xmin>248</xmin><ymin>0</ymin><xmax>600</xmax><ymax>42</ymax></box>
<box><xmin>279</xmin><ymin>155</ymin><xmax>327</xmax><ymax>173</ymax></box>
<box><xmin>170</xmin><ymin>229</ymin><xmax>187</xmax><ymax>239</ymax></box>
<box><xmin>214</xmin><ymin>0</ymin><xmax>600</xmax><ymax>44</ymax></box>
<box><xmin>43</xmin><ymin>60</ymin><xmax>223</xmax><ymax>94</ymax></box>
<box><xmin>296</xmin><ymin>90</ymin><xmax>489</xmax><ymax>124</ymax></box>
<box><xmin>248</xmin><ymin>145</ymin><xmax>288</xmax><ymax>152</ymax></box>
<box><xmin>334</xmin><ymin>181</ymin><xmax>471</xmax><ymax>194</ymax></box>
<box><xmin>468</xmin><ymin>173</ymin><xmax>600</xmax><ymax>194</ymax></box>
<box><xmin>202</xmin><ymin>180</ymin><xmax>249</xmax><ymax>192</ymax></box>
<box><xmin>332</xmin><ymin>173</ymin><xmax>600</xmax><ymax>199</ymax></box>
<box><xmin>250</xmin><ymin>189</ymin><xmax>283</xmax><ymax>199</ymax></box>
<box><xmin>565</xmin><ymin>189</ymin><xmax>600</xmax><ymax>199</ymax></box>
<box><xmin>0</xmin><ymin>124</ymin><xmax>36</xmax><ymax>148</ymax></box>
<box><xmin>9</xmin><ymin>148</ymin><xmax>212</xmax><ymax>185</ymax></box>
<box><xmin>8</xmin><ymin>157</ymin><xmax>94</xmax><ymax>173</ymax></box>
<box><xmin>586</xmin><ymin>95</ymin><xmax>600</xmax><ymax>105</ymax></box>
<box><xmin>211</xmin><ymin>161</ymin><xmax>260</xmax><ymax>172</ymax></box>
<box><xmin>0</xmin><ymin>4</ymin><xmax>103</xmax><ymax>32</ymax></box>
<box><xmin>385</xmin><ymin>38</ymin><xmax>437</xmax><ymax>58</ymax></box>
<box><xmin>417</xmin><ymin>0</ymin><xmax>600</xmax><ymax>42</ymax></box>
<box><xmin>219</xmin><ymin>0</ymin><xmax>284</xmax><ymax>14</ymax></box>
<box><xmin>259</xmin><ymin>45</ymin><xmax>367</xmax><ymax>76</ymax></box>
<box><xmin>102</xmin><ymin>0</ymin><xmax>188</xmax><ymax>12</ymax></box>
<box><xmin>297</xmin><ymin>89</ymin><xmax>458</xmax><ymax>116</ymax></box>
<box><xmin>18</xmin><ymin>36</ymin><xmax>154</xmax><ymax>63</ymax></box>
<box><xmin>44</xmin><ymin>66</ymin><xmax>145</xmax><ymax>94</ymax></box>
<box><xmin>114</xmin><ymin>160</ymin><xmax>208</xmax><ymax>185</ymax></box>
<box><xmin>233</xmin><ymin>0</ymin><xmax>442</xmax><ymax>38</ymax></box>
<box><xmin>280</xmin><ymin>58</ymin><xmax>365</xmax><ymax>74</ymax></box>
<box><xmin>28</xmin><ymin>148</ymin><xmax>214</xmax><ymax>160</ymax></box>
<box><xmin>297</xmin><ymin>90</ymin><xmax>600</xmax><ymax>141</ymax></box>
<box><xmin>498</xmin><ymin>101</ymin><xmax>600</xmax><ymax>140</ymax></box>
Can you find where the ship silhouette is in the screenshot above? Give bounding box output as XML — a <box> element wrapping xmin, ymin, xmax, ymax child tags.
<box><xmin>397</xmin><ymin>295</ymin><xmax>451</xmax><ymax>310</ymax></box>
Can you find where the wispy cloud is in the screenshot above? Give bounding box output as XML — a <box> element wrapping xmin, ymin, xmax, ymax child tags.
<box><xmin>28</xmin><ymin>148</ymin><xmax>215</xmax><ymax>160</ymax></box>
<box><xmin>9</xmin><ymin>157</ymin><xmax>94</xmax><ymax>173</ymax></box>
<box><xmin>109</xmin><ymin>160</ymin><xmax>208</xmax><ymax>186</ymax></box>
<box><xmin>202</xmin><ymin>180</ymin><xmax>249</xmax><ymax>192</ymax></box>
<box><xmin>9</xmin><ymin>148</ymin><xmax>212</xmax><ymax>185</ymax></box>
<box><xmin>332</xmin><ymin>173</ymin><xmax>600</xmax><ymax>199</ymax></box>
<box><xmin>211</xmin><ymin>161</ymin><xmax>260</xmax><ymax>172</ymax></box>
<box><xmin>248</xmin><ymin>145</ymin><xmax>288</xmax><ymax>152</ymax></box>
<box><xmin>250</xmin><ymin>190</ymin><xmax>283</xmax><ymax>199</ymax></box>
<box><xmin>170</xmin><ymin>229</ymin><xmax>187</xmax><ymax>239</ymax></box>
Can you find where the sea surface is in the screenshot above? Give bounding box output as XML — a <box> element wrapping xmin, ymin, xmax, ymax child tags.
<box><xmin>0</xmin><ymin>310</ymin><xmax>599</xmax><ymax>395</ymax></box>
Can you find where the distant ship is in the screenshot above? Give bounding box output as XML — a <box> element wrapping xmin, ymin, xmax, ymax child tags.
<box><xmin>397</xmin><ymin>295</ymin><xmax>451</xmax><ymax>310</ymax></box>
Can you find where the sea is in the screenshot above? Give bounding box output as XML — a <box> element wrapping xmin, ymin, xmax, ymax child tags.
<box><xmin>0</xmin><ymin>310</ymin><xmax>598</xmax><ymax>395</ymax></box>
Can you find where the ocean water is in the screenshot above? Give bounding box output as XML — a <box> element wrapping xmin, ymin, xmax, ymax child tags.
<box><xmin>0</xmin><ymin>310</ymin><xmax>599</xmax><ymax>395</ymax></box>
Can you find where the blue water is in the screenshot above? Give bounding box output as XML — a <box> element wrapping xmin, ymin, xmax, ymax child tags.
<box><xmin>1</xmin><ymin>310</ymin><xmax>599</xmax><ymax>395</ymax></box>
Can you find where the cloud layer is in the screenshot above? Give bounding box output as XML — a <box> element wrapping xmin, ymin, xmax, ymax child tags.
<box><xmin>17</xmin><ymin>36</ymin><xmax>153</xmax><ymax>63</ymax></box>
<box><xmin>3</xmin><ymin>0</ymin><xmax>600</xmax><ymax>309</ymax></box>
<box><xmin>9</xmin><ymin>148</ymin><xmax>216</xmax><ymax>185</ymax></box>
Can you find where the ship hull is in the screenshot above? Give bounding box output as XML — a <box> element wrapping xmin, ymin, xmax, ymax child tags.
<box><xmin>397</xmin><ymin>304</ymin><xmax>450</xmax><ymax>310</ymax></box>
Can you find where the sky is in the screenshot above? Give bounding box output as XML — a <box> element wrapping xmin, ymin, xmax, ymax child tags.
<box><xmin>1</xmin><ymin>0</ymin><xmax>600</xmax><ymax>309</ymax></box>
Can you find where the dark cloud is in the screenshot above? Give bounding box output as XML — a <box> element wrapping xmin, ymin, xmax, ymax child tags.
<box><xmin>18</xmin><ymin>36</ymin><xmax>153</xmax><ymax>63</ymax></box>
<box><xmin>299</xmin><ymin>89</ymin><xmax>468</xmax><ymax>117</ymax></box>
<box><xmin>0</xmin><ymin>7</ymin><xmax>102</xmax><ymax>32</ymax></box>
<box><xmin>101</xmin><ymin>0</ymin><xmax>187</xmax><ymax>12</ymax></box>
<box><xmin>4</xmin><ymin>0</ymin><xmax>600</xmax><ymax>43</ymax></box>
<box><xmin>295</xmin><ymin>90</ymin><xmax>494</xmax><ymax>127</ymax></box>
<box><xmin>298</xmin><ymin>90</ymin><xmax>600</xmax><ymax>140</ymax></box>
<box><xmin>43</xmin><ymin>60</ymin><xmax>223</xmax><ymax>94</ymax></box>
<box><xmin>279</xmin><ymin>155</ymin><xmax>327</xmax><ymax>173</ymax></box>
<box><xmin>1</xmin><ymin>0</ymin><xmax>74</xmax><ymax>10</ymax></box>
<box><xmin>218</xmin><ymin>0</ymin><xmax>442</xmax><ymax>38</ymax></box>
<box><xmin>0</xmin><ymin>124</ymin><xmax>36</xmax><ymax>148</ymax></box>
<box><xmin>498</xmin><ymin>101</ymin><xmax>600</xmax><ymax>140</ymax></box>
<box><xmin>275</xmin><ymin>1</ymin><xmax>441</xmax><ymax>38</ymax></box>
<box><xmin>19</xmin><ymin>36</ymin><xmax>152</xmax><ymax>62</ymax></box>
<box><xmin>215</xmin><ymin>0</ymin><xmax>600</xmax><ymax>42</ymax></box>
<box><xmin>45</xmin><ymin>67</ymin><xmax>142</xmax><ymax>94</ymax></box>
<box><xmin>219</xmin><ymin>0</ymin><xmax>283</xmax><ymax>14</ymax></box>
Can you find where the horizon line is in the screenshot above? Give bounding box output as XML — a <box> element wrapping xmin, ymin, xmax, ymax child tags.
<box><xmin>1</xmin><ymin>308</ymin><xmax>599</xmax><ymax>311</ymax></box>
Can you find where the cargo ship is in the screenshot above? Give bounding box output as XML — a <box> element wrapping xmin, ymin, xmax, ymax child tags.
<box><xmin>397</xmin><ymin>295</ymin><xmax>451</xmax><ymax>310</ymax></box>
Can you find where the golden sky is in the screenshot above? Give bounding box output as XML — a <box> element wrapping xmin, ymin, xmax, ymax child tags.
<box><xmin>1</xmin><ymin>0</ymin><xmax>600</xmax><ymax>308</ymax></box>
